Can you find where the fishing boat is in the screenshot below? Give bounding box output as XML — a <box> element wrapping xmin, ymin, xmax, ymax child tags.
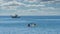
<box><xmin>11</xmin><ymin>14</ymin><xmax>20</xmax><ymax>18</ymax></box>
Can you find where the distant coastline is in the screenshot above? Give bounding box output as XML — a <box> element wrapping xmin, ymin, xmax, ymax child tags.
<box><xmin>0</xmin><ymin>16</ymin><xmax>60</xmax><ymax>19</ymax></box>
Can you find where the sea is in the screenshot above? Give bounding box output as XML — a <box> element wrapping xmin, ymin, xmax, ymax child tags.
<box><xmin>0</xmin><ymin>16</ymin><xmax>60</xmax><ymax>34</ymax></box>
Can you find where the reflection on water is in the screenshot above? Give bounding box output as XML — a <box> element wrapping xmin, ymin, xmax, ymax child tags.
<box><xmin>0</xmin><ymin>16</ymin><xmax>60</xmax><ymax>34</ymax></box>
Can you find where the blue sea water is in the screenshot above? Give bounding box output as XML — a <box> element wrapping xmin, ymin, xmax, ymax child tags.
<box><xmin>0</xmin><ymin>16</ymin><xmax>60</xmax><ymax>34</ymax></box>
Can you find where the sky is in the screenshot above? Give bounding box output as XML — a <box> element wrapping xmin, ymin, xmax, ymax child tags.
<box><xmin>0</xmin><ymin>0</ymin><xmax>60</xmax><ymax>16</ymax></box>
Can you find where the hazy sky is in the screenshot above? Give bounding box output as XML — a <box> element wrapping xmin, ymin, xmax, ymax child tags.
<box><xmin>0</xmin><ymin>0</ymin><xmax>60</xmax><ymax>16</ymax></box>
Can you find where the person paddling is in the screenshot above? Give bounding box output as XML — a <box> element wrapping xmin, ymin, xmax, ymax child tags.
<box><xmin>28</xmin><ymin>23</ymin><xmax>36</xmax><ymax>27</ymax></box>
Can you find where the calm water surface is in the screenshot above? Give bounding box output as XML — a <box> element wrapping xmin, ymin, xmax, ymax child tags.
<box><xmin>0</xmin><ymin>16</ymin><xmax>60</xmax><ymax>34</ymax></box>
